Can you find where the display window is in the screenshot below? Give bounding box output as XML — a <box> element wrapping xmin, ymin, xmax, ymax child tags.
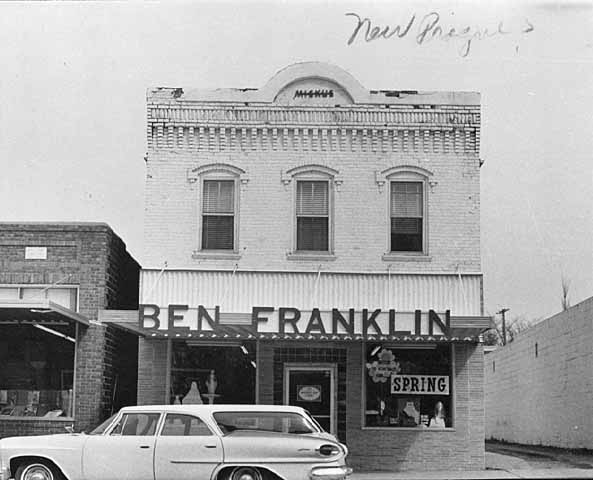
<box><xmin>364</xmin><ymin>343</ymin><xmax>452</xmax><ymax>429</ymax></box>
<box><xmin>170</xmin><ymin>341</ymin><xmax>256</xmax><ymax>405</ymax></box>
<box><xmin>0</xmin><ymin>324</ymin><xmax>75</xmax><ymax>418</ymax></box>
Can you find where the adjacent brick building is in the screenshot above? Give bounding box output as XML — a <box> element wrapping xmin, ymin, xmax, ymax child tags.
<box><xmin>0</xmin><ymin>223</ymin><xmax>140</xmax><ymax>437</ymax></box>
<box><xmin>103</xmin><ymin>62</ymin><xmax>491</xmax><ymax>471</ymax></box>
<box><xmin>485</xmin><ymin>296</ymin><xmax>593</xmax><ymax>449</ymax></box>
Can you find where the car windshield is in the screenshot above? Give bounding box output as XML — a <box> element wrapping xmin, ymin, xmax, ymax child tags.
<box><xmin>89</xmin><ymin>414</ymin><xmax>118</xmax><ymax>435</ymax></box>
<box><xmin>213</xmin><ymin>411</ymin><xmax>318</xmax><ymax>435</ymax></box>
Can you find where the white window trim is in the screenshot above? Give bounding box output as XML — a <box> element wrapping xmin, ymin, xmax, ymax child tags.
<box><xmin>377</xmin><ymin>166</ymin><xmax>434</xmax><ymax>259</ymax></box>
<box><xmin>290</xmin><ymin>172</ymin><xmax>335</xmax><ymax>257</ymax></box>
<box><xmin>192</xmin><ymin>164</ymin><xmax>246</xmax><ymax>257</ymax></box>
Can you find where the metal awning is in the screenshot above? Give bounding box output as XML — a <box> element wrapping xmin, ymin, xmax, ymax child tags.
<box><xmin>449</xmin><ymin>315</ymin><xmax>494</xmax><ymax>337</ymax></box>
<box><xmin>0</xmin><ymin>301</ymin><xmax>90</xmax><ymax>327</ymax></box>
<box><xmin>98</xmin><ymin>309</ymin><xmax>146</xmax><ymax>336</ymax></box>
<box><xmin>98</xmin><ymin>309</ymin><xmax>493</xmax><ymax>343</ymax></box>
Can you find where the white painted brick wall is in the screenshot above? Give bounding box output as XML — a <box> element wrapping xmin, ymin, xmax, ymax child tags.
<box><xmin>143</xmin><ymin>140</ymin><xmax>481</xmax><ymax>273</ymax></box>
<box><xmin>484</xmin><ymin>296</ymin><xmax>593</xmax><ymax>448</ymax></box>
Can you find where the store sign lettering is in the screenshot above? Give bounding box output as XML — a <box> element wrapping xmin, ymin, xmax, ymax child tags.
<box><xmin>391</xmin><ymin>374</ymin><xmax>449</xmax><ymax>395</ymax></box>
<box><xmin>293</xmin><ymin>89</ymin><xmax>334</xmax><ymax>99</ymax></box>
<box><xmin>139</xmin><ymin>304</ymin><xmax>450</xmax><ymax>336</ymax></box>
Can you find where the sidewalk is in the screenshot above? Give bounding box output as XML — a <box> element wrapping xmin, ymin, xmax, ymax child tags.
<box><xmin>351</xmin><ymin>469</ymin><xmax>593</xmax><ymax>479</ymax></box>
<box><xmin>350</xmin><ymin>448</ymin><xmax>593</xmax><ymax>479</ymax></box>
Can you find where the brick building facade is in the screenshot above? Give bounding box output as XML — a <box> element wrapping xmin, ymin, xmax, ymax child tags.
<box><xmin>103</xmin><ymin>62</ymin><xmax>490</xmax><ymax>471</ymax></box>
<box><xmin>485</xmin><ymin>296</ymin><xmax>593</xmax><ymax>449</ymax></box>
<box><xmin>0</xmin><ymin>223</ymin><xmax>140</xmax><ymax>437</ymax></box>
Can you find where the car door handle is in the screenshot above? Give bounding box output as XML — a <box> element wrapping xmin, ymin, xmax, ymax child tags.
<box><xmin>140</xmin><ymin>445</ymin><xmax>151</xmax><ymax>449</ymax></box>
<box><xmin>204</xmin><ymin>445</ymin><xmax>217</xmax><ymax>448</ymax></box>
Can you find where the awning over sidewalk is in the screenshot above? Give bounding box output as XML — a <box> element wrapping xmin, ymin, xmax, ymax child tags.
<box><xmin>98</xmin><ymin>309</ymin><xmax>147</xmax><ymax>336</ymax></box>
<box><xmin>449</xmin><ymin>315</ymin><xmax>494</xmax><ymax>338</ymax></box>
<box><xmin>99</xmin><ymin>309</ymin><xmax>492</xmax><ymax>342</ymax></box>
<box><xmin>0</xmin><ymin>300</ymin><xmax>90</xmax><ymax>326</ymax></box>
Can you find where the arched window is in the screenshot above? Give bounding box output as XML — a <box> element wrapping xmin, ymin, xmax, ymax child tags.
<box><xmin>379</xmin><ymin>166</ymin><xmax>433</xmax><ymax>256</ymax></box>
<box><xmin>282</xmin><ymin>165</ymin><xmax>341</xmax><ymax>256</ymax></box>
<box><xmin>190</xmin><ymin>164</ymin><xmax>246</xmax><ymax>253</ymax></box>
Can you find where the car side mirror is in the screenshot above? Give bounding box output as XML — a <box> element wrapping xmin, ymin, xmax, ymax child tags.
<box><xmin>64</xmin><ymin>425</ymin><xmax>75</xmax><ymax>434</ymax></box>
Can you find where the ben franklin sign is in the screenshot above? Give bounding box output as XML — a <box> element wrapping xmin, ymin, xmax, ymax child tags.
<box><xmin>138</xmin><ymin>304</ymin><xmax>451</xmax><ymax>337</ymax></box>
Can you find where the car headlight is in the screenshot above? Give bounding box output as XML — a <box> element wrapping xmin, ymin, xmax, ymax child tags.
<box><xmin>309</xmin><ymin>466</ymin><xmax>353</xmax><ymax>480</ymax></box>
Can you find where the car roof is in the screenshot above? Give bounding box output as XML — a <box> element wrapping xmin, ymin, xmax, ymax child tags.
<box><xmin>119</xmin><ymin>404</ymin><xmax>308</xmax><ymax>415</ymax></box>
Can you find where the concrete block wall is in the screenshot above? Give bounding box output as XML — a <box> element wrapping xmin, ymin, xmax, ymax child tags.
<box><xmin>143</xmin><ymin>145</ymin><xmax>481</xmax><ymax>273</ymax></box>
<box><xmin>484</xmin><ymin>296</ymin><xmax>593</xmax><ymax>449</ymax></box>
<box><xmin>0</xmin><ymin>223</ymin><xmax>140</xmax><ymax>435</ymax></box>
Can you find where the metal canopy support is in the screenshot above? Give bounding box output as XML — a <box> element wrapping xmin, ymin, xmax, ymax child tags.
<box><xmin>33</xmin><ymin>323</ymin><xmax>76</xmax><ymax>343</ymax></box>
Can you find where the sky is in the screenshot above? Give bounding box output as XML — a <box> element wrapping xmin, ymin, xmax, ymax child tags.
<box><xmin>1</xmin><ymin>1</ymin><xmax>591</xmax><ymax>323</ymax></box>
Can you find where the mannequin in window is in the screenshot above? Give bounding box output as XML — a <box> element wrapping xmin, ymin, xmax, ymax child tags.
<box><xmin>428</xmin><ymin>401</ymin><xmax>446</xmax><ymax>428</ymax></box>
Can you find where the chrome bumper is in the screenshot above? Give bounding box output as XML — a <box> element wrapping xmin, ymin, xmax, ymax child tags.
<box><xmin>309</xmin><ymin>465</ymin><xmax>353</xmax><ymax>480</ymax></box>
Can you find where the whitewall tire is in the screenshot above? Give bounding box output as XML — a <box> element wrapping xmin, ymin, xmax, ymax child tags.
<box><xmin>15</xmin><ymin>462</ymin><xmax>56</xmax><ymax>480</ymax></box>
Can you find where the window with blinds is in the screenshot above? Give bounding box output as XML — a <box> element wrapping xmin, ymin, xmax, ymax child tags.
<box><xmin>202</xmin><ymin>180</ymin><xmax>235</xmax><ymax>250</ymax></box>
<box><xmin>390</xmin><ymin>181</ymin><xmax>423</xmax><ymax>252</ymax></box>
<box><xmin>296</xmin><ymin>180</ymin><xmax>329</xmax><ymax>251</ymax></box>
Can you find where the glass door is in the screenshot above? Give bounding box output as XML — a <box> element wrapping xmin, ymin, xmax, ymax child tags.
<box><xmin>284</xmin><ymin>363</ymin><xmax>336</xmax><ymax>434</ymax></box>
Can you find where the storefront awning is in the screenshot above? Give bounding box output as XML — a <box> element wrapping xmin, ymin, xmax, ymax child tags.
<box><xmin>98</xmin><ymin>309</ymin><xmax>147</xmax><ymax>336</ymax></box>
<box><xmin>449</xmin><ymin>315</ymin><xmax>494</xmax><ymax>338</ymax></box>
<box><xmin>0</xmin><ymin>301</ymin><xmax>89</xmax><ymax>326</ymax></box>
<box><xmin>99</xmin><ymin>309</ymin><xmax>493</xmax><ymax>342</ymax></box>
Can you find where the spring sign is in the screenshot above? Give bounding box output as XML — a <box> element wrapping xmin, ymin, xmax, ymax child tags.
<box><xmin>391</xmin><ymin>374</ymin><xmax>449</xmax><ymax>395</ymax></box>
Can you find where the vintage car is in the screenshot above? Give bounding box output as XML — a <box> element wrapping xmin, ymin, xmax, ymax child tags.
<box><xmin>0</xmin><ymin>404</ymin><xmax>352</xmax><ymax>480</ymax></box>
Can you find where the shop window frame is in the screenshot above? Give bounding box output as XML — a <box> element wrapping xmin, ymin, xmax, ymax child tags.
<box><xmin>166</xmin><ymin>340</ymin><xmax>258</xmax><ymax>406</ymax></box>
<box><xmin>360</xmin><ymin>342</ymin><xmax>456</xmax><ymax>432</ymax></box>
<box><xmin>0</xmin><ymin>284</ymin><xmax>80</xmax><ymax>422</ymax></box>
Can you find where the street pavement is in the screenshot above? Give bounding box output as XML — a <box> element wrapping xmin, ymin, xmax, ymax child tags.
<box><xmin>350</xmin><ymin>441</ymin><xmax>593</xmax><ymax>480</ymax></box>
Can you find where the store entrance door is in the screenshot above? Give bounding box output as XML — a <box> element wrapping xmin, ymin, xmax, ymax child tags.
<box><xmin>284</xmin><ymin>363</ymin><xmax>336</xmax><ymax>435</ymax></box>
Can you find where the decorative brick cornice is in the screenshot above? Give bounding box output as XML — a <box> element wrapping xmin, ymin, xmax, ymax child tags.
<box><xmin>148</xmin><ymin>123</ymin><xmax>479</xmax><ymax>154</ymax></box>
<box><xmin>147</xmin><ymin>104</ymin><xmax>479</xmax><ymax>127</ymax></box>
<box><xmin>146</xmin><ymin>62</ymin><xmax>481</xmax><ymax>154</ymax></box>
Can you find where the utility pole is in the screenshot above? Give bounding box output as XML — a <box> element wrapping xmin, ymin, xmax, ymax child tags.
<box><xmin>497</xmin><ymin>308</ymin><xmax>509</xmax><ymax>345</ymax></box>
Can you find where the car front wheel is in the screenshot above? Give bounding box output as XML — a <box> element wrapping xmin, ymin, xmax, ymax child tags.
<box><xmin>229</xmin><ymin>466</ymin><xmax>263</xmax><ymax>480</ymax></box>
<box><xmin>15</xmin><ymin>461</ymin><xmax>58</xmax><ymax>480</ymax></box>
